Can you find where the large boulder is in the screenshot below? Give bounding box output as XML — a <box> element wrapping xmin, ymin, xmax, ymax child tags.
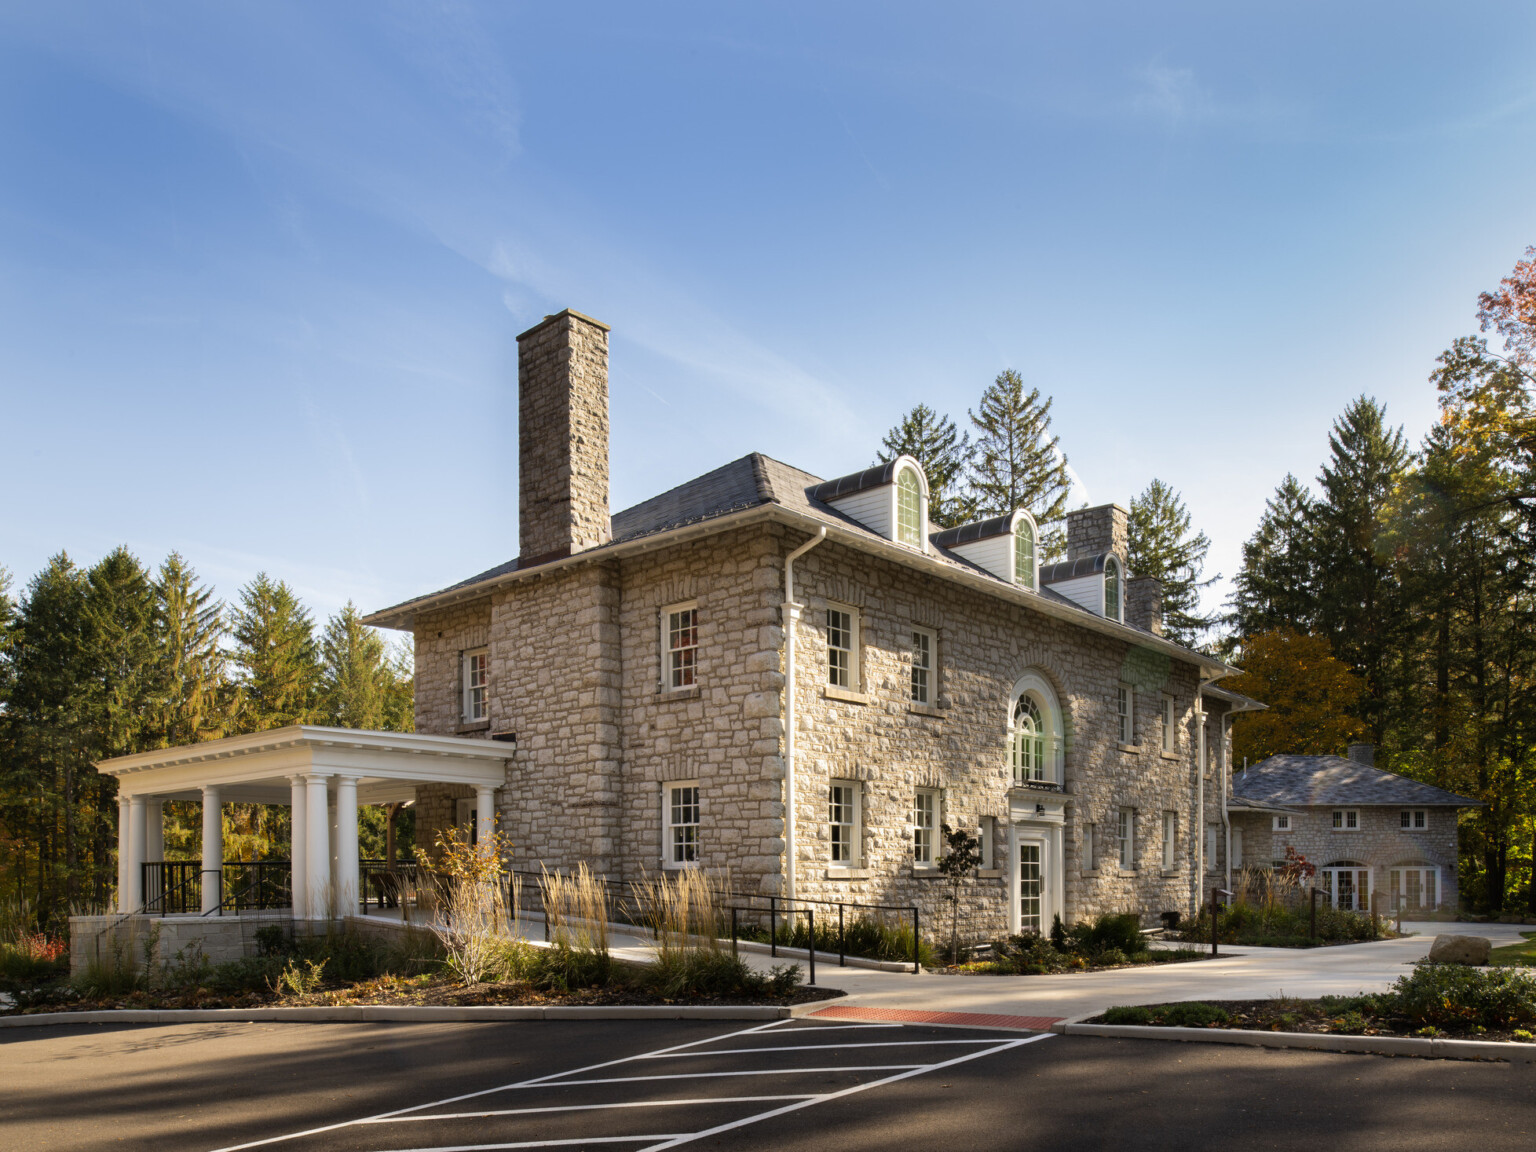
<box><xmin>1427</xmin><ymin>934</ymin><xmax>1492</xmax><ymax>966</ymax></box>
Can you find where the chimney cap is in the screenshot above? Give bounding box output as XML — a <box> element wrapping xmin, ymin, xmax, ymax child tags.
<box><xmin>516</xmin><ymin>308</ymin><xmax>612</xmax><ymax>341</ymax></box>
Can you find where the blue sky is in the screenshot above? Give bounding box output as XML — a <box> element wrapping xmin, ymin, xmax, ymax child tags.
<box><xmin>3</xmin><ymin>3</ymin><xmax>1535</xmax><ymax>629</ymax></box>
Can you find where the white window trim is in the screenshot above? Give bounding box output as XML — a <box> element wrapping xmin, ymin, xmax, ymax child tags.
<box><xmin>894</xmin><ymin>463</ymin><xmax>928</xmax><ymax>551</ymax></box>
<box><xmin>1273</xmin><ymin>814</ymin><xmax>1291</xmax><ymax>831</ymax></box>
<box><xmin>1116</xmin><ymin>682</ymin><xmax>1135</xmax><ymax>747</ymax></box>
<box><xmin>1103</xmin><ymin>557</ymin><xmax>1124</xmax><ymax>622</ymax></box>
<box><xmin>1160</xmin><ymin>695</ymin><xmax>1177</xmax><ymax>756</ymax></box>
<box><xmin>1081</xmin><ymin>821</ymin><xmax>1097</xmax><ymax>874</ymax></box>
<box><xmin>461</xmin><ymin>647</ymin><xmax>489</xmax><ymax>723</ymax></box>
<box><xmin>829</xmin><ymin>779</ymin><xmax>863</xmax><ymax>866</ymax></box>
<box><xmin>1332</xmin><ymin>809</ymin><xmax>1361</xmax><ymax>832</ymax></box>
<box><xmin>910</xmin><ymin>626</ymin><xmax>937</xmax><ymax>706</ymax></box>
<box><xmin>1205</xmin><ymin>823</ymin><xmax>1220</xmax><ymax>872</ymax></box>
<box><xmin>1012</xmin><ymin>510</ymin><xmax>1039</xmax><ymax>591</ymax></box>
<box><xmin>1389</xmin><ymin>864</ymin><xmax>1441</xmax><ymax>910</ymax></box>
<box><xmin>979</xmin><ymin>816</ymin><xmax>996</xmax><ymax>872</ymax></box>
<box><xmin>1400</xmin><ymin>809</ymin><xmax>1428</xmax><ymax>831</ymax></box>
<box><xmin>826</xmin><ymin>603</ymin><xmax>861</xmax><ymax>691</ymax></box>
<box><xmin>659</xmin><ymin>600</ymin><xmax>700</xmax><ymax>693</ymax></box>
<box><xmin>662</xmin><ymin>780</ymin><xmax>701</xmax><ymax>869</ymax></box>
<box><xmin>1161</xmin><ymin>811</ymin><xmax>1177</xmax><ymax>871</ymax></box>
<box><xmin>1117</xmin><ymin>807</ymin><xmax>1135</xmax><ymax>870</ymax></box>
<box><xmin>912</xmin><ymin>788</ymin><xmax>939</xmax><ymax>870</ymax></box>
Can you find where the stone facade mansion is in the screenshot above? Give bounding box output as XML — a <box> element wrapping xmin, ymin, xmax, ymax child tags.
<box><xmin>92</xmin><ymin>307</ymin><xmax>1280</xmax><ymax>952</ymax></box>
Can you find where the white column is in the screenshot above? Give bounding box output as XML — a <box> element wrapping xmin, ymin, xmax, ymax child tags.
<box><xmin>289</xmin><ymin>775</ymin><xmax>309</xmax><ymax>920</ymax></box>
<box><xmin>335</xmin><ymin>776</ymin><xmax>360</xmax><ymax>916</ymax></box>
<box><xmin>476</xmin><ymin>784</ymin><xmax>496</xmax><ymax>849</ymax></box>
<box><xmin>200</xmin><ymin>785</ymin><xmax>222</xmax><ymax>914</ymax></box>
<box><xmin>305</xmin><ymin>774</ymin><xmax>332</xmax><ymax>920</ymax></box>
<box><xmin>145</xmin><ymin>799</ymin><xmax>164</xmax><ymax>864</ymax></box>
<box><xmin>117</xmin><ymin>795</ymin><xmax>132</xmax><ymax>913</ymax></box>
<box><xmin>126</xmin><ymin>795</ymin><xmax>147</xmax><ymax>912</ymax></box>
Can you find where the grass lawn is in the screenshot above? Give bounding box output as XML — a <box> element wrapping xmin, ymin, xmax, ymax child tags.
<box><xmin>1491</xmin><ymin>931</ymin><xmax>1536</xmax><ymax>967</ymax></box>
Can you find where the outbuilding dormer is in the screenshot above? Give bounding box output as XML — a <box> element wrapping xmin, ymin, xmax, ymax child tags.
<box><xmin>809</xmin><ymin>456</ymin><xmax>930</xmax><ymax>553</ymax></box>
<box><xmin>1039</xmin><ymin>552</ymin><xmax>1124</xmax><ymax>621</ymax></box>
<box><xmin>932</xmin><ymin>509</ymin><xmax>1040</xmax><ymax>591</ymax></box>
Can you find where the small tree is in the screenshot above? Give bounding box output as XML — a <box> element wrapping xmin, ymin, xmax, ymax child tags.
<box><xmin>937</xmin><ymin>823</ymin><xmax>983</xmax><ymax>964</ymax></box>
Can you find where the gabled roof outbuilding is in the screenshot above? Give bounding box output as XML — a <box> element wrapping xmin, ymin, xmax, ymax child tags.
<box><xmin>1234</xmin><ymin>754</ymin><xmax>1480</xmax><ymax>809</ymax></box>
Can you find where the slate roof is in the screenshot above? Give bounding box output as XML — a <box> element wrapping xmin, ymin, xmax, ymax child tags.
<box><xmin>1234</xmin><ymin>754</ymin><xmax>1480</xmax><ymax>808</ymax></box>
<box><xmin>931</xmin><ymin>513</ymin><xmax>1014</xmax><ymax>549</ymax></box>
<box><xmin>365</xmin><ymin>452</ymin><xmax>1225</xmax><ymax>674</ymax></box>
<box><xmin>1039</xmin><ymin>552</ymin><xmax>1112</xmax><ymax>583</ymax></box>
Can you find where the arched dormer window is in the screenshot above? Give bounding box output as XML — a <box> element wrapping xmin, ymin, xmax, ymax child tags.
<box><xmin>1104</xmin><ymin>556</ymin><xmax>1122</xmax><ymax>621</ymax></box>
<box><xmin>1008</xmin><ymin>671</ymin><xmax>1063</xmax><ymax>788</ymax></box>
<box><xmin>896</xmin><ymin>466</ymin><xmax>923</xmax><ymax>548</ymax></box>
<box><xmin>1013</xmin><ymin>514</ymin><xmax>1036</xmax><ymax>590</ymax></box>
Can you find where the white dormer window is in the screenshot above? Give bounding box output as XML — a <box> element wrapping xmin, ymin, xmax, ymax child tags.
<box><xmin>1013</xmin><ymin>514</ymin><xmax>1037</xmax><ymax>590</ymax></box>
<box><xmin>1104</xmin><ymin>557</ymin><xmax>1122</xmax><ymax>621</ymax></box>
<box><xmin>896</xmin><ymin>466</ymin><xmax>923</xmax><ymax>548</ymax></box>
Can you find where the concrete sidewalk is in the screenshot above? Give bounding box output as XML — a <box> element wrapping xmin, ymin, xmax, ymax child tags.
<box><xmin>758</xmin><ymin>922</ymin><xmax>1534</xmax><ymax>1024</ymax></box>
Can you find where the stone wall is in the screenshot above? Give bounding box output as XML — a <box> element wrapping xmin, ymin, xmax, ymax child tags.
<box><xmin>68</xmin><ymin>912</ymin><xmax>289</xmax><ymax>974</ymax></box>
<box><xmin>1066</xmin><ymin>503</ymin><xmax>1128</xmax><ymax>564</ymax></box>
<box><xmin>414</xmin><ymin>599</ymin><xmax>493</xmax><ymax>736</ymax></box>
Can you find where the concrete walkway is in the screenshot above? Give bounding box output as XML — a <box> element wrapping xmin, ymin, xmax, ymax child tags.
<box><xmin>758</xmin><ymin>922</ymin><xmax>1535</xmax><ymax>1024</ymax></box>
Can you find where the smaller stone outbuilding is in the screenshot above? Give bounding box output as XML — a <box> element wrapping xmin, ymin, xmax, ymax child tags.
<box><xmin>1229</xmin><ymin>745</ymin><xmax>1479</xmax><ymax>915</ymax></box>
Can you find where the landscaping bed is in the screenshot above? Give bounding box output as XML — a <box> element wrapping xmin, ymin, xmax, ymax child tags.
<box><xmin>935</xmin><ymin>913</ymin><xmax>1208</xmax><ymax>975</ymax></box>
<box><xmin>1091</xmin><ymin>963</ymin><xmax>1536</xmax><ymax>1044</ymax></box>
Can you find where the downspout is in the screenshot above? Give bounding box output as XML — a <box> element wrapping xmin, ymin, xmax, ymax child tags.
<box><xmin>782</xmin><ymin>527</ymin><xmax>826</xmax><ymax>903</ymax></box>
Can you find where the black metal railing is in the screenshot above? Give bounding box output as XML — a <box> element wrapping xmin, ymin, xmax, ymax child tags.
<box><xmin>142</xmin><ymin>860</ymin><xmax>291</xmax><ymax>916</ymax></box>
<box><xmin>360</xmin><ymin>859</ymin><xmax>422</xmax><ymax>913</ymax></box>
<box><xmin>143</xmin><ymin>861</ymin><xmax>203</xmax><ymax>914</ymax></box>
<box><xmin>505</xmin><ymin>869</ymin><xmax>922</xmax><ymax>974</ymax></box>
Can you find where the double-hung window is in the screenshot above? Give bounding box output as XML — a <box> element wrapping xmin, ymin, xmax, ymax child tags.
<box><xmin>1273</xmin><ymin>814</ymin><xmax>1291</xmax><ymax>832</ymax></box>
<box><xmin>1161</xmin><ymin>811</ymin><xmax>1177</xmax><ymax>870</ymax></box>
<box><xmin>1081</xmin><ymin>822</ymin><xmax>1096</xmax><ymax>873</ymax></box>
<box><xmin>1117</xmin><ymin>683</ymin><xmax>1134</xmax><ymax>745</ymax></box>
<box><xmin>462</xmin><ymin>648</ymin><xmax>489</xmax><ymax>722</ymax></box>
<box><xmin>661</xmin><ymin>602</ymin><xmax>699</xmax><ymax>691</ymax></box>
<box><xmin>827</xmin><ymin>605</ymin><xmax>859</xmax><ymax>690</ymax></box>
<box><xmin>829</xmin><ymin>780</ymin><xmax>862</xmax><ymax>865</ymax></box>
<box><xmin>1160</xmin><ymin>696</ymin><xmax>1176</xmax><ymax>755</ymax></box>
<box><xmin>1333</xmin><ymin>809</ymin><xmax>1360</xmax><ymax>831</ymax></box>
<box><xmin>1117</xmin><ymin>808</ymin><xmax>1135</xmax><ymax>869</ymax></box>
<box><xmin>910</xmin><ymin>627</ymin><xmax>936</xmax><ymax>705</ymax></box>
<box><xmin>1400</xmin><ymin>809</ymin><xmax>1427</xmax><ymax>831</ymax></box>
<box><xmin>978</xmin><ymin>816</ymin><xmax>995</xmax><ymax>871</ymax></box>
<box><xmin>663</xmin><ymin>782</ymin><xmax>700</xmax><ymax>867</ymax></box>
<box><xmin>912</xmin><ymin>789</ymin><xmax>938</xmax><ymax>868</ymax></box>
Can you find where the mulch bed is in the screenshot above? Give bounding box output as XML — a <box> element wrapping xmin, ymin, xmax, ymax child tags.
<box><xmin>3</xmin><ymin>973</ymin><xmax>844</xmax><ymax>1015</ymax></box>
<box><xmin>1087</xmin><ymin>998</ymin><xmax>1536</xmax><ymax>1045</ymax></box>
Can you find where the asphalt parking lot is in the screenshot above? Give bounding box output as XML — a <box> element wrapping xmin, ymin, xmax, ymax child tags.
<box><xmin>2</xmin><ymin>1018</ymin><xmax>1533</xmax><ymax>1151</ymax></box>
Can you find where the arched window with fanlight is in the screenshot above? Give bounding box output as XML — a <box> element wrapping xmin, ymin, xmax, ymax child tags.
<box><xmin>1104</xmin><ymin>556</ymin><xmax>1122</xmax><ymax>621</ymax></box>
<box><xmin>1007</xmin><ymin>672</ymin><xmax>1063</xmax><ymax>789</ymax></box>
<box><xmin>896</xmin><ymin>467</ymin><xmax>923</xmax><ymax>548</ymax></box>
<box><xmin>1013</xmin><ymin>514</ymin><xmax>1036</xmax><ymax>590</ymax></box>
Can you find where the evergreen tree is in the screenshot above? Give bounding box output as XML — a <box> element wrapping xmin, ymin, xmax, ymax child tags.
<box><xmin>875</xmin><ymin>404</ymin><xmax>975</xmax><ymax>527</ymax></box>
<box><xmin>319</xmin><ymin>602</ymin><xmax>410</xmax><ymax>731</ymax></box>
<box><xmin>82</xmin><ymin>547</ymin><xmax>158</xmax><ymax>761</ymax></box>
<box><xmin>1228</xmin><ymin>474</ymin><xmax>1317</xmax><ymax>641</ymax></box>
<box><xmin>231</xmin><ymin>573</ymin><xmax>319</xmax><ymax>732</ymax></box>
<box><xmin>1309</xmin><ymin>396</ymin><xmax>1410</xmax><ymax>744</ymax></box>
<box><xmin>148</xmin><ymin>553</ymin><xmax>229</xmax><ymax>748</ymax></box>
<box><xmin>967</xmin><ymin>370</ymin><xmax>1072</xmax><ymax>552</ymax></box>
<box><xmin>1126</xmin><ymin>479</ymin><xmax>1215</xmax><ymax>648</ymax></box>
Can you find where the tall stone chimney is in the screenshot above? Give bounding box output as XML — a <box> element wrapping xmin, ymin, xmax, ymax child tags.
<box><xmin>1066</xmin><ymin>503</ymin><xmax>1129</xmax><ymax>565</ymax></box>
<box><xmin>1126</xmin><ymin>576</ymin><xmax>1164</xmax><ymax>636</ymax></box>
<box><xmin>517</xmin><ymin>310</ymin><xmax>612</xmax><ymax>566</ymax></box>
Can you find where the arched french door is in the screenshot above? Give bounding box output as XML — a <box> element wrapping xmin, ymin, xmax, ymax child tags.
<box><xmin>1008</xmin><ymin>670</ymin><xmax>1066</xmax><ymax>934</ymax></box>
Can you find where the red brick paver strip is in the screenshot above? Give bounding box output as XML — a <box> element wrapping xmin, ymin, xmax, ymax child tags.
<box><xmin>808</xmin><ymin>1005</ymin><xmax>1062</xmax><ymax>1031</ymax></box>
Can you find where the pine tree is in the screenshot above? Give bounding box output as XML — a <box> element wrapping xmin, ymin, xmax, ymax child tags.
<box><xmin>1310</xmin><ymin>396</ymin><xmax>1410</xmax><ymax>744</ymax></box>
<box><xmin>967</xmin><ymin>370</ymin><xmax>1072</xmax><ymax>551</ymax></box>
<box><xmin>82</xmin><ymin>548</ymin><xmax>158</xmax><ymax>760</ymax></box>
<box><xmin>231</xmin><ymin>573</ymin><xmax>319</xmax><ymax>732</ymax></box>
<box><xmin>875</xmin><ymin>404</ymin><xmax>975</xmax><ymax>527</ymax></box>
<box><xmin>148</xmin><ymin>553</ymin><xmax>229</xmax><ymax>748</ymax></box>
<box><xmin>1228</xmin><ymin>474</ymin><xmax>1317</xmax><ymax>640</ymax></box>
<box><xmin>319</xmin><ymin>602</ymin><xmax>397</xmax><ymax>730</ymax></box>
<box><xmin>1126</xmin><ymin>479</ymin><xmax>1215</xmax><ymax>648</ymax></box>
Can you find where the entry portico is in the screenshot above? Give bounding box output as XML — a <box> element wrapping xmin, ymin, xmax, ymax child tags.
<box><xmin>98</xmin><ymin>726</ymin><xmax>510</xmax><ymax>919</ymax></box>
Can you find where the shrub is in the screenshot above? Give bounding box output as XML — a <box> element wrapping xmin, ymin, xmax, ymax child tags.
<box><xmin>275</xmin><ymin>958</ymin><xmax>327</xmax><ymax>997</ymax></box>
<box><xmin>1388</xmin><ymin>963</ymin><xmax>1536</xmax><ymax>1032</ymax></box>
<box><xmin>642</xmin><ymin>949</ymin><xmax>801</xmax><ymax>999</ymax></box>
<box><xmin>1158</xmin><ymin>1002</ymin><xmax>1229</xmax><ymax>1028</ymax></box>
<box><xmin>0</xmin><ymin>933</ymin><xmax>68</xmax><ymax>987</ymax></box>
<box><xmin>1332</xmin><ymin>1011</ymin><xmax>1368</xmax><ymax>1034</ymax></box>
<box><xmin>1103</xmin><ymin>1005</ymin><xmax>1155</xmax><ymax>1025</ymax></box>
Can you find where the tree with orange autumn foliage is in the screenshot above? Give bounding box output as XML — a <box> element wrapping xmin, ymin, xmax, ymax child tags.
<box><xmin>1223</xmin><ymin>628</ymin><xmax>1365</xmax><ymax>767</ymax></box>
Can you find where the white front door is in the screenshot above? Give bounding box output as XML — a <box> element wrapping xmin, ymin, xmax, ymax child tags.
<box><xmin>1017</xmin><ymin>836</ymin><xmax>1051</xmax><ymax>934</ymax></box>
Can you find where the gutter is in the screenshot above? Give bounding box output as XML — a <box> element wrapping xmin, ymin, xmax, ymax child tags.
<box><xmin>365</xmin><ymin>505</ymin><xmax>1235</xmax><ymax>680</ymax></box>
<box><xmin>781</xmin><ymin>527</ymin><xmax>827</xmax><ymax>902</ymax></box>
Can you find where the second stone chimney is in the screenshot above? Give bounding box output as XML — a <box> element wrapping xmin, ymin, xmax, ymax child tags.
<box><xmin>1126</xmin><ymin>576</ymin><xmax>1164</xmax><ymax>636</ymax></box>
<box><xmin>517</xmin><ymin>309</ymin><xmax>612</xmax><ymax>566</ymax></box>
<box><xmin>1347</xmin><ymin>743</ymin><xmax>1376</xmax><ymax>767</ymax></box>
<box><xmin>1066</xmin><ymin>503</ymin><xmax>1129</xmax><ymax>565</ymax></box>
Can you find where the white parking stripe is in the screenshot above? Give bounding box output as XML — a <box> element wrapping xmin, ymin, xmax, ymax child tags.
<box><xmin>378</xmin><ymin>1138</ymin><xmax>682</xmax><ymax>1151</ymax></box>
<box><xmin>532</xmin><ymin>1066</ymin><xmax>925</xmax><ymax>1087</ymax></box>
<box><xmin>641</xmin><ymin>1040</ymin><xmax>1003</xmax><ymax>1058</ymax></box>
<box><xmin>634</xmin><ymin>1034</ymin><xmax>1055</xmax><ymax>1152</ymax></box>
<box><xmin>359</xmin><ymin>1097</ymin><xmax>818</xmax><ymax>1124</ymax></box>
<box><xmin>205</xmin><ymin>1020</ymin><xmax>790</xmax><ymax>1152</ymax></box>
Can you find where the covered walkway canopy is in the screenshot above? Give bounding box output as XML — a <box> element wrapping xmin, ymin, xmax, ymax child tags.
<box><xmin>96</xmin><ymin>726</ymin><xmax>510</xmax><ymax>919</ymax></box>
